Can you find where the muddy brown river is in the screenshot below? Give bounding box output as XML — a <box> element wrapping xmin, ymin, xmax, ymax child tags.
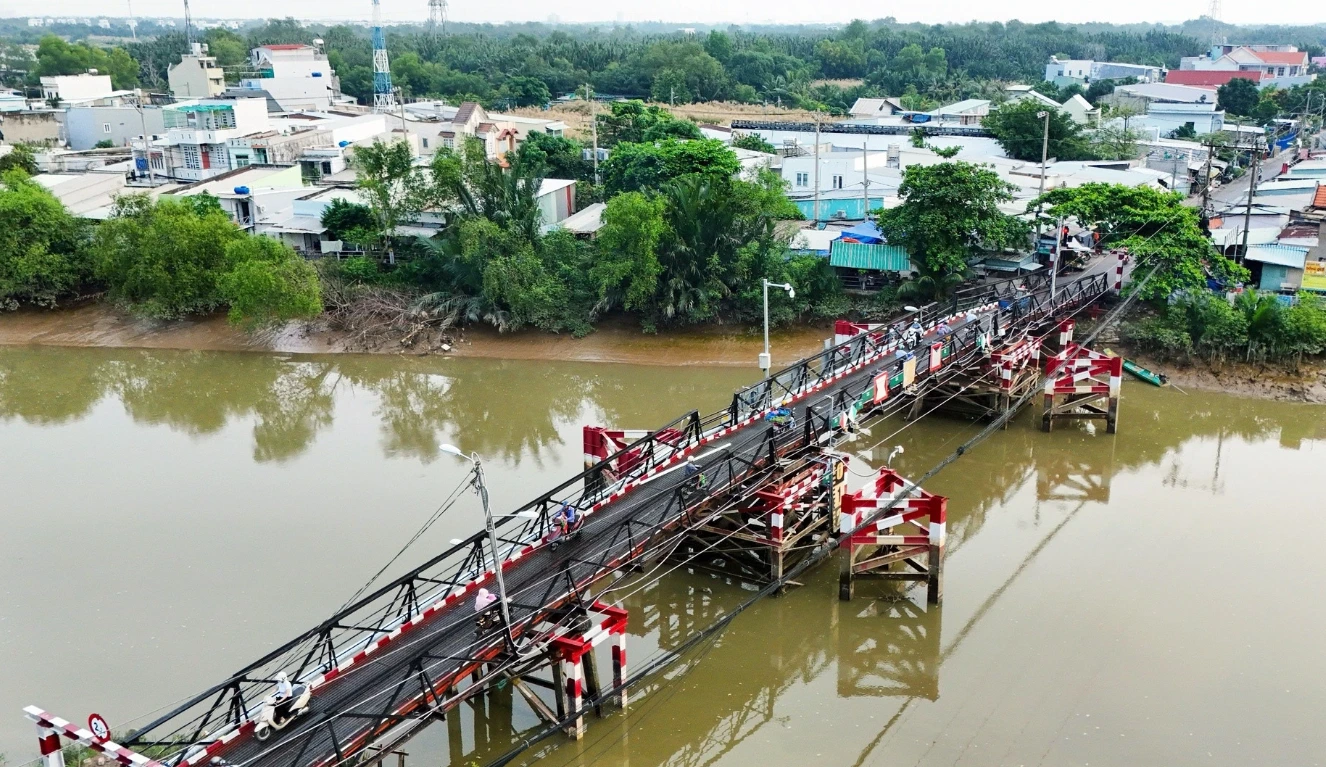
<box><xmin>3</xmin><ymin>346</ymin><xmax>1324</xmax><ymax>767</ymax></box>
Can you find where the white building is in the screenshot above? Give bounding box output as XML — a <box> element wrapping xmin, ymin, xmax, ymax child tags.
<box><xmin>848</xmin><ymin>98</ymin><xmax>905</xmax><ymax>119</ymax></box>
<box><xmin>1044</xmin><ymin>57</ymin><xmax>1163</xmax><ymax>86</ymax></box>
<box><xmin>65</xmin><ymin>106</ymin><xmax>166</xmax><ymax>150</ymax></box>
<box><xmin>169</xmin><ymin>43</ymin><xmax>227</xmax><ymax>100</ymax></box>
<box><xmin>40</xmin><ymin>74</ymin><xmax>114</xmax><ymax>103</ymax></box>
<box><xmin>136</xmin><ymin>98</ymin><xmax>270</xmax><ymax>181</ymax></box>
<box><xmin>393</xmin><ymin>101</ymin><xmax>566</xmax><ymax>159</ymax></box>
<box><xmin>1105</xmin><ymin>83</ymin><xmax>1225</xmax><ymax>136</ymax></box>
<box><xmin>1059</xmin><ymin>94</ymin><xmax>1100</xmax><ymax>126</ymax></box>
<box><xmin>240</xmin><ymin>44</ymin><xmax>340</xmax><ymax>112</ymax></box>
<box><xmin>1179</xmin><ymin>44</ymin><xmax>1315</xmax><ymax>90</ymax></box>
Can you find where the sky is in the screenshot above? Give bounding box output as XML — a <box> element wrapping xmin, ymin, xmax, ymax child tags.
<box><xmin>1</xmin><ymin>0</ymin><xmax>1324</xmax><ymax>26</ymax></box>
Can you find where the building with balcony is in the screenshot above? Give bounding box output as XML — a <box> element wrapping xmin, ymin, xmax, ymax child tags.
<box><xmin>135</xmin><ymin>98</ymin><xmax>269</xmax><ymax>181</ymax></box>
<box><xmin>168</xmin><ymin>43</ymin><xmax>228</xmax><ymax>99</ymax></box>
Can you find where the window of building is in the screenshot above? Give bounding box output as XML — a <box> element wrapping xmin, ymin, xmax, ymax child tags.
<box><xmin>103</xmin><ymin>123</ymin><xmax>112</xmax><ymax>133</ymax></box>
<box><xmin>795</xmin><ymin>172</ymin><xmax>809</xmax><ymax>187</ymax></box>
<box><xmin>1278</xmin><ymin>67</ymin><xmax>1286</xmax><ymax>76</ymax></box>
<box><xmin>182</xmin><ymin>145</ymin><xmax>201</xmax><ymax>169</ymax></box>
<box><xmin>235</xmin><ymin>155</ymin><xmax>250</xmax><ymax>167</ymax></box>
<box><xmin>832</xmin><ymin>175</ymin><xmax>844</xmax><ymax>190</ymax></box>
<box><xmin>442</xmin><ymin>137</ymin><xmax>455</xmax><ymax>149</ymax></box>
<box><xmin>422</xmin><ymin>138</ymin><xmax>429</xmax><ymax>148</ymax></box>
<box><xmin>321</xmin><ymin>161</ymin><xmax>333</xmax><ymax>174</ymax></box>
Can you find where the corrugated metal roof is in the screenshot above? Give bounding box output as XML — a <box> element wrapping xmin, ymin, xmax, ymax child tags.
<box><xmin>829</xmin><ymin>241</ymin><xmax>912</xmax><ymax>271</ymax></box>
<box><xmin>1245</xmin><ymin>244</ymin><xmax>1308</xmax><ymax>268</ymax></box>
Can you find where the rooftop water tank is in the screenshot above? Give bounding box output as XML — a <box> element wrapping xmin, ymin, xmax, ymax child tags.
<box><xmin>338</xmin><ymin>140</ymin><xmax>351</xmax><ymax>147</ymax></box>
<box><xmin>234</xmin><ymin>186</ymin><xmax>251</xmax><ymax>195</ymax></box>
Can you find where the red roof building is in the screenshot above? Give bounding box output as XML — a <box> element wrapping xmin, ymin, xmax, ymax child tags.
<box><xmin>1165</xmin><ymin>70</ymin><xmax>1263</xmax><ymax>88</ymax></box>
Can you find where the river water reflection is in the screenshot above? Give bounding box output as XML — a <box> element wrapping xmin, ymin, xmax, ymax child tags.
<box><xmin>3</xmin><ymin>346</ymin><xmax>1325</xmax><ymax>767</ymax></box>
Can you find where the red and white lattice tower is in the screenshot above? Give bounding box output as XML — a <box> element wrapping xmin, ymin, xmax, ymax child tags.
<box><xmin>1041</xmin><ymin>343</ymin><xmax>1123</xmax><ymax>433</ymax></box>
<box><xmin>548</xmin><ymin>602</ymin><xmax>629</xmax><ymax>739</ymax></box>
<box><xmin>838</xmin><ymin>467</ymin><xmax>947</xmax><ymax>604</ymax></box>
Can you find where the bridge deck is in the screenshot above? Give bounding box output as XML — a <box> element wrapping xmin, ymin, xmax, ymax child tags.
<box><xmin>218</xmin><ymin>313</ymin><xmax>991</xmax><ymax>767</ymax></box>
<box><xmin>49</xmin><ymin>265</ymin><xmax>1115</xmax><ymax>767</ymax></box>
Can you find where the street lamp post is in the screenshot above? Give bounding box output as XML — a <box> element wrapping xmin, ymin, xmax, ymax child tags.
<box><xmin>1035</xmin><ymin>110</ymin><xmax>1051</xmax><ymax>247</ymax></box>
<box><xmin>760</xmin><ymin>279</ymin><xmax>795</xmax><ymax>375</ymax></box>
<box><xmin>439</xmin><ymin>445</ymin><xmax>515</xmax><ymax>649</ymax></box>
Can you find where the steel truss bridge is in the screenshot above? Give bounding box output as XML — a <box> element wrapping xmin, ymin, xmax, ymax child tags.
<box><xmin>24</xmin><ymin>271</ymin><xmax>1114</xmax><ymax>767</ymax></box>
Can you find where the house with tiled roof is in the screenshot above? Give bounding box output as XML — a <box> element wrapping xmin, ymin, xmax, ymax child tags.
<box><xmin>1179</xmin><ymin>44</ymin><xmax>1315</xmax><ymax>89</ymax></box>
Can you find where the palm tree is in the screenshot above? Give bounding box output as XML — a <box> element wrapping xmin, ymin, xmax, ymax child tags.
<box><xmin>896</xmin><ymin>257</ymin><xmax>972</xmax><ymax>304</ymax></box>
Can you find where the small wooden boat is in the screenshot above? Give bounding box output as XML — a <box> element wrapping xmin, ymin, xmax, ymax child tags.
<box><xmin>1104</xmin><ymin>349</ymin><xmax>1168</xmax><ymax>387</ymax></box>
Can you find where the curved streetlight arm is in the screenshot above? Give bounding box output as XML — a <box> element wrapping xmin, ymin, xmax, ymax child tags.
<box><xmin>439</xmin><ymin>444</ymin><xmax>516</xmax><ymax>650</ymax></box>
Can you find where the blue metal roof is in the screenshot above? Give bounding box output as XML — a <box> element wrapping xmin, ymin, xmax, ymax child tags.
<box><xmin>1244</xmin><ymin>244</ymin><xmax>1308</xmax><ymax>269</ymax></box>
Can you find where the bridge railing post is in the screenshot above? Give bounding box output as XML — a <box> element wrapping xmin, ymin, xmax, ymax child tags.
<box><xmin>35</xmin><ymin>721</ymin><xmax>64</xmax><ymax>767</ymax></box>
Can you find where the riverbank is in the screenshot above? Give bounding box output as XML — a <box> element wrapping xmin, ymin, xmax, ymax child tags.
<box><xmin>0</xmin><ymin>303</ymin><xmax>833</xmax><ymax>367</ymax></box>
<box><xmin>1122</xmin><ymin>348</ymin><xmax>1326</xmax><ymax>404</ymax></box>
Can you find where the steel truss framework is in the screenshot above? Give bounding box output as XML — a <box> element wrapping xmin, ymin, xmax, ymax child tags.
<box><xmin>27</xmin><ymin>272</ymin><xmax>1111</xmax><ymax>767</ymax></box>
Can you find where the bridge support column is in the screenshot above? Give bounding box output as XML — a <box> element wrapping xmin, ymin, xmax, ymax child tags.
<box><xmin>838</xmin><ymin>468</ymin><xmax>948</xmax><ymax>605</ymax></box>
<box><xmin>1041</xmin><ymin>344</ymin><xmax>1123</xmax><ymax>434</ymax></box>
<box><xmin>611</xmin><ymin>630</ymin><xmax>628</xmax><ymax>708</ymax></box>
<box><xmin>36</xmin><ymin>722</ymin><xmax>64</xmax><ymax>767</ymax></box>
<box><xmin>543</xmin><ymin>601</ymin><xmax>629</xmax><ymax>740</ymax></box>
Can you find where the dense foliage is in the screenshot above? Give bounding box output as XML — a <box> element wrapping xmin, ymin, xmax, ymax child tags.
<box><xmin>93</xmin><ymin>194</ymin><xmax>321</xmax><ymax>325</ymax></box>
<box><xmin>1033</xmin><ymin>183</ymin><xmax>1246</xmax><ymax>301</ymax></box>
<box><xmin>983</xmin><ymin>100</ymin><xmax>1092</xmax><ymax>162</ymax></box>
<box><xmin>877</xmin><ymin>161</ymin><xmax>1027</xmax><ymax>277</ymax></box>
<box><xmin>0</xmin><ymin>169</ymin><xmax>90</xmax><ymax>309</ymax></box>
<box><xmin>1125</xmin><ymin>291</ymin><xmax>1326</xmax><ymax>364</ymax></box>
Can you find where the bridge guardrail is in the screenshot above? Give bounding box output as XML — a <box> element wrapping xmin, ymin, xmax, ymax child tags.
<box><xmin>118</xmin><ymin>271</ymin><xmax>1110</xmax><ymax>767</ymax></box>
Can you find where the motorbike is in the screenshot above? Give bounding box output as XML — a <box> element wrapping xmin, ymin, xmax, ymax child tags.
<box><xmin>253</xmin><ymin>683</ymin><xmax>312</xmax><ymax>741</ymax></box>
<box><xmin>544</xmin><ymin>514</ymin><xmax>585</xmax><ymax>548</ymax></box>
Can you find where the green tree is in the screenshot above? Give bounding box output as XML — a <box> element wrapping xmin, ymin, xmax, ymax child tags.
<box><xmin>499</xmin><ymin>75</ymin><xmax>552</xmax><ymax>107</ymax></box>
<box><xmin>1034</xmin><ymin>183</ymin><xmax>1246</xmax><ymax>300</ymax></box>
<box><xmin>34</xmin><ymin>35</ymin><xmax>138</xmax><ymax>89</ymax></box>
<box><xmin>218</xmin><ymin>237</ymin><xmax>322</xmax><ymax>328</ymax></box>
<box><xmin>877</xmin><ymin>161</ymin><xmax>1027</xmax><ymax>276</ymax></box>
<box><xmin>0</xmin><ymin>169</ymin><xmax>90</xmax><ymax>309</ymax></box>
<box><xmin>591</xmin><ymin>192</ymin><xmax>667</xmax><ymax>311</ymax></box>
<box><xmin>600</xmin><ymin>138</ymin><xmax>741</xmax><ymax>195</ymax></box>
<box><xmin>1091</xmin><ymin>123</ymin><xmax>1144</xmax><ymax>160</ymax></box>
<box><xmin>984</xmin><ymin>100</ymin><xmax>1091</xmax><ymax>162</ymax></box>
<box><xmin>319</xmin><ymin>198</ymin><xmax>377</xmax><ymax>245</ymax></box>
<box><xmin>731</xmin><ymin>133</ymin><xmax>777</xmax><ymax>154</ymax></box>
<box><xmin>351</xmin><ymin>140</ymin><xmax>424</xmax><ymax>261</ymax></box>
<box><xmin>703</xmin><ymin>30</ymin><xmax>734</xmax><ymax>64</ymax></box>
<box><xmin>93</xmin><ymin>194</ymin><xmax>243</xmax><ymax>319</ymax></box>
<box><xmin>595</xmin><ymin>101</ymin><xmax>701</xmax><ymax>147</ymax></box>
<box><xmin>1217</xmin><ymin>77</ymin><xmax>1260</xmax><ymax>117</ymax></box>
<box><xmin>650</xmin><ymin>69</ymin><xmax>692</xmax><ymax>104</ymax></box>
<box><xmin>0</xmin><ymin>145</ymin><xmax>39</xmax><ymax>176</ymax></box>
<box><xmin>514</xmin><ymin>130</ymin><xmax>588</xmax><ymax>181</ymax></box>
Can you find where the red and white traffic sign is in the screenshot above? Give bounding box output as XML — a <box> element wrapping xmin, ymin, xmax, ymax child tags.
<box><xmin>87</xmin><ymin>714</ymin><xmax>110</xmax><ymax>743</ymax></box>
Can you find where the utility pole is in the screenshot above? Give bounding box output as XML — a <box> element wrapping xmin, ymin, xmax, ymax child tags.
<box><xmin>1035</xmin><ymin>110</ymin><xmax>1051</xmax><ymax>248</ymax></box>
<box><xmin>1050</xmin><ymin>215</ymin><xmax>1064</xmax><ymax>300</ymax></box>
<box><xmin>1200</xmin><ymin>137</ymin><xmax>1218</xmax><ymax>217</ymax></box>
<box><xmin>586</xmin><ymin>84</ymin><xmax>599</xmax><ymax>186</ymax></box>
<box><xmin>861</xmin><ymin>139</ymin><xmax>870</xmax><ymax>221</ymax></box>
<box><xmin>1239</xmin><ymin>124</ymin><xmax>1259</xmax><ymax>264</ymax></box>
<box><xmin>812</xmin><ymin>112</ymin><xmax>822</xmax><ymax>225</ymax></box>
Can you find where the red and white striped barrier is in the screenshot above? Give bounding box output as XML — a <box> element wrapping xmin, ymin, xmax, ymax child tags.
<box><xmin>24</xmin><ymin>707</ymin><xmax>163</xmax><ymax>767</ymax></box>
<box><xmin>1044</xmin><ymin>343</ymin><xmax>1123</xmax><ymax>396</ymax></box>
<box><xmin>838</xmin><ymin>467</ymin><xmax>948</xmax><ymax>604</ymax></box>
<box><xmin>549</xmin><ymin>602</ymin><xmax>629</xmax><ymax>738</ymax></box>
<box><xmin>990</xmin><ymin>337</ymin><xmax>1042</xmax><ymax>391</ymax></box>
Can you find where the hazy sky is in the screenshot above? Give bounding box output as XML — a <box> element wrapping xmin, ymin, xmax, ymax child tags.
<box><xmin>2</xmin><ymin>0</ymin><xmax>1324</xmax><ymax>26</ymax></box>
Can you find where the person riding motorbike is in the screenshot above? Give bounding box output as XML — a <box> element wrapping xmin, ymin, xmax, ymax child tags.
<box><xmin>273</xmin><ymin>672</ymin><xmax>293</xmax><ymax>702</ymax></box>
<box><xmin>552</xmin><ymin>502</ymin><xmax>580</xmax><ymax>538</ymax></box>
<box><xmin>683</xmin><ymin>456</ymin><xmax>708</xmax><ymax>492</ymax></box>
<box><xmin>903</xmin><ymin>321</ymin><xmax>923</xmax><ymax>350</ymax></box>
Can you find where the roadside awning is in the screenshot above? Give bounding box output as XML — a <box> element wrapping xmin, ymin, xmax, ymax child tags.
<box><xmin>836</xmin><ymin>220</ymin><xmax>885</xmax><ymax>245</ymax></box>
<box><xmin>1244</xmin><ymin>244</ymin><xmax>1307</xmax><ymax>269</ymax></box>
<box><xmin>829</xmin><ymin>241</ymin><xmax>912</xmax><ymax>271</ymax></box>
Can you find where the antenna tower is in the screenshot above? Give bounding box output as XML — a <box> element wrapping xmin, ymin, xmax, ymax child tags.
<box><xmin>1207</xmin><ymin>0</ymin><xmax>1223</xmax><ymax>45</ymax></box>
<box><xmin>372</xmin><ymin>0</ymin><xmax>397</xmax><ymax>112</ymax></box>
<box><xmin>428</xmin><ymin>0</ymin><xmax>447</xmax><ymax>35</ymax></box>
<box><xmin>183</xmin><ymin>0</ymin><xmax>195</xmax><ymax>48</ymax></box>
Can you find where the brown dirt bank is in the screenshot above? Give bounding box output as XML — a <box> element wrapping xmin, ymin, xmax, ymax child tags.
<box><xmin>1122</xmin><ymin>348</ymin><xmax>1326</xmax><ymax>404</ymax></box>
<box><xmin>0</xmin><ymin>303</ymin><xmax>833</xmax><ymax>367</ymax></box>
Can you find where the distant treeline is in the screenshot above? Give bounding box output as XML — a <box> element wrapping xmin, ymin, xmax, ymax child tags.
<box><xmin>4</xmin><ymin>17</ymin><xmax>1326</xmax><ymax>113</ymax></box>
